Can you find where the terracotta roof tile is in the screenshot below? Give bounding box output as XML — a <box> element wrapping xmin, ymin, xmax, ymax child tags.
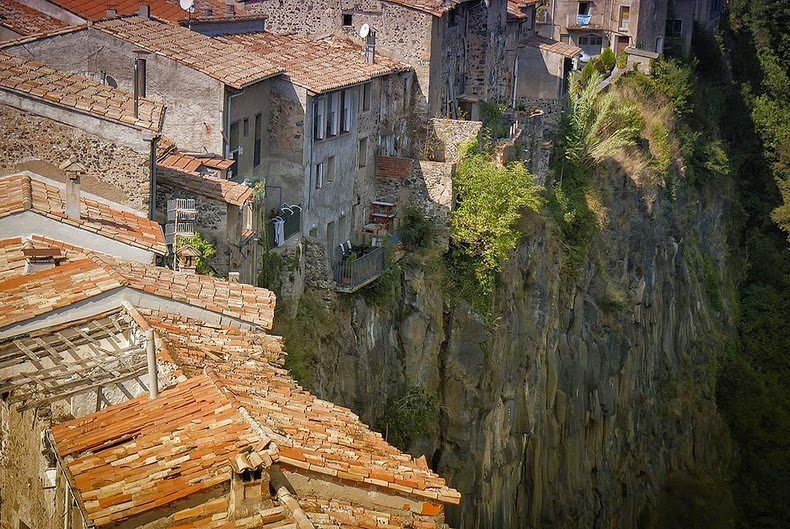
<box><xmin>300</xmin><ymin>496</ymin><xmax>442</xmax><ymax>528</ymax></box>
<box><xmin>0</xmin><ymin>0</ymin><xmax>68</xmax><ymax>35</ymax></box>
<box><xmin>144</xmin><ymin>312</ymin><xmax>460</xmax><ymax>505</ymax></box>
<box><xmin>92</xmin><ymin>16</ymin><xmax>283</xmax><ymax>89</ymax></box>
<box><xmin>0</xmin><ymin>51</ymin><xmax>164</xmax><ymax>130</ymax></box>
<box><xmin>50</xmin><ymin>375</ymin><xmax>266</xmax><ymax>527</ymax></box>
<box><xmin>218</xmin><ymin>32</ymin><xmax>410</xmax><ymax>94</ymax></box>
<box><xmin>0</xmin><ymin>245</ymin><xmax>276</xmax><ymax>330</ymax></box>
<box><xmin>0</xmin><ymin>174</ymin><xmax>167</xmax><ymax>254</ymax></box>
<box><xmin>49</xmin><ymin>0</ymin><xmax>243</xmax><ymax>23</ymax></box>
<box><xmin>523</xmin><ymin>34</ymin><xmax>582</xmax><ymax>58</ymax></box>
<box><xmin>157</xmin><ymin>168</ymin><xmax>253</xmax><ymax>207</ymax></box>
<box><xmin>384</xmin><ymin>0</ymin><xmax>467</xmax><ymax>17</ymax></box>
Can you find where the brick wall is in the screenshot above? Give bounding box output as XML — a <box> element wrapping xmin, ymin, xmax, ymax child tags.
<box><xmin>0</xmin><ymin>105</ymin><xmax>151</xmax><ymax>211</ymax></box>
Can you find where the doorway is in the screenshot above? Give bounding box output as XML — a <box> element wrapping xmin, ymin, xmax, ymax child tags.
<box><xmin>616</xmin><ymin>36</ymin><xmax>629</xmax><ymax>55</ymax></box>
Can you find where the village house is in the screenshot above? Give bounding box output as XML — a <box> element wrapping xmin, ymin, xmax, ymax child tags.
<box><xmin>0</xmin><ymin>181</ymin><xmax>459</xmax><ymax>528</ymax></box>
<box><xmin>12</xmin><ymin>0</ymin><xmax>247</xmax><ymax>24</ymax></box>
<box><xmin>155</xmin><ymin>146</ymin><xmax>261</xmax><ymax>282</ymax></box>
<box><xmin>0</xmin><ymin>50</ymin><xmax>165</xmax><ymax>212</ymax></box>
<box><xmin>0</xmin><ymin>10</ymin><xmax>284</xmax><ymax>185</ymax></box>
<box><xmin>244</xmin><ymin>0</ymin><xmax>511</xmax><ymax>121</ymax></box>
<box><xmin>214</xmin><ymin>31</ymin><xmax>414</xmax><ymax>249</ymax></box>
<box><xmin>506</xmin><ymin>0</ymin><xmax>581</xmax><ymax>110</ymax></box>
<box><xmin>534</xmin><ymin>0</ymin><xmax>669</xmax><ymax>57</ymax></box>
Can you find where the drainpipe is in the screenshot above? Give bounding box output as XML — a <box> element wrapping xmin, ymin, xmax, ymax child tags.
<box><xmin>225</xmin><ymin>90</ymin><xmax>244</xmax><ymax>160</ymax></box>
<box><xmin>146</xmin><ymin>329</ymin><xmax>158</xmax><ymax>399</ymax></box>
<box><xmin>147</xmin><ymin>135</ymin><xmax>159</xmax><ymax>220</ymax></box>
<box><xmin>512</xmin><ymin>56</ymin><xmax>519</xmax><ymax>108</ymax></box>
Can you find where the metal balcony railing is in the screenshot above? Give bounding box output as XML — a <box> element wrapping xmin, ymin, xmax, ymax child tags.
<box><xmin>333</xmin><ymin>244</ymin><xmax>387</xmax><ymax>293</ymax></box>
<box><xmin>268</xmin><ymin>204</ymin><xmax>301</xmax><ymax>248</ymax></box>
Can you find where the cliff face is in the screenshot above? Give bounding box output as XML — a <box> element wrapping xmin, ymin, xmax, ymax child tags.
<box><xmin>301</xmin><ymin>162</ymin><xmax>733</xmax><ymax>528</ymax></box>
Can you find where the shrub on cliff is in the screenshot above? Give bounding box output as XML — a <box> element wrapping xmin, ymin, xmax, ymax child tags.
<box><xmin>449</xmin><ymin>141</ymin><xmax>543</xmax><ymax>315</ymax></box>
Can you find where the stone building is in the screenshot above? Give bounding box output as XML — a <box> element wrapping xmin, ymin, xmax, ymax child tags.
<box><xmin>506</xmin><ymin>0</ymin><xmax>580</xmax><ymax>110</ymax></box>
<box><xmin>668</xmin><ymin>0</ymin><xmax>725</xmax><ymax>54</ymax></box>
<box><xmin>244</xmin><ymin>0</ymin><xmax>511</xmax><ymax>120</ymax></box>
<box><xmin>0</xmin><ymin>10</ymin><xmax>284</xmax><ymax>186</ymax></box>
<box><xmin>155</xmin><ymin>153</ymin><xmax>261</xmax><ymax>282</ymax></box>
<box><xmin>535</xmin><ymin>0</ymin><xmax>670</xmax><ymax>57</ymax></box>
<box><xmin>19</xmin><ymin>0</ymin><xmax>246</xmax><ymax>23</ymax></box>
<box><xmin>218</xmin><ymin>31</ymin><xmax>415</xmax><ymax>248</ymax></box>
<box><xmin>0</xmin><ymin>51</ymin><xmax>165</xmax><ymax>212</ymax></box>
<box><xmin>0</xmin><ymin>188</ymin><xmax>459</xmax><ymax>528</ymax></box>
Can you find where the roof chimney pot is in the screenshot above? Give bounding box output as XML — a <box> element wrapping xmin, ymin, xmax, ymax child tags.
<box><xmin>138</xmin><ymin>4</ymin><xmax>150</xmax><ymax>18</ymax></box>
<box><xmin>59</xmin><ymin>156</ymin><xmax>85</xmax><ymax>221</ymax></box>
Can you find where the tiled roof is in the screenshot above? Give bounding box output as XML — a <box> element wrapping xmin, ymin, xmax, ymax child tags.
<box><xmin>157</xmin><ymin>147</ymin><xmax>235</xmax><ymax>173</ymax></box>
<box><xmin>0</xmin><ymin>51</ymin><xmax>164</xmax><ymax>131</ymax></box>
<box><xmin>523</xmin><ymin>34</ymin><xmax>582</xmax><ymax>58</ymax></box>
<box><xmin>0</xmin><ymin>0</ymin><xmax>68</xmax><ymax>35</ymax></box>
<box><xmin>507</xmin><ymin>0</ymin><xmax>534</xmax><ymax>19</ymax></box>
<box><xmin>301</xmin><ymin>496</ymin><xmax>443</xmax><ymax>527</ymax></box>
<box><xmin>48</xmin><ymin>0</ymin><xmax>241</xmax><ymax>23</ymax></box>
<box><xmin>0</xmin><ymin>237</ymin><xmax>28</xmax><ymax>281</ymax></box>
<box><xmin>144</xmin><ymin>311</ymin><xmax>461</xmax><ymax>505</ymax></box>
<box><xmin>0</xmin><ymin>174</ymin><xmax>167</xmax><ymax>254</ymax></box>
<box><xmin>376</xmin><ymin>156</ymin><xmax>415</xmax><ymax>180</ymax></box>
<box><xmin>218</xmin><ymin>32</ymin><xmax>410</xmax><ymax>94</ymax></box>
<box><xmin>0</xmin><ymin>258</ymin><xmax>124</xmax><ymax>329</ymax></box>
<box><xmin>92</xmin><ymin>16</ymin><xmax>284</xmax><ymax>89</ymax></box>
<box><xmin>383</xmin><ymin>0</ymin><xmax>466</xmax><ymax>17</ymax></box>
<box><xmin>0</xmin><ymin>247</ymin><xmax>276</xmax><ymax>330</ymax></box>
<box><xmin>50</xmin><ymin>375</ymin><xmax>267</xmax><ymax>527</ymax></box>
<box><xmin>157</xmin><ymin>168</ymin><xmax>253</xmax><ymax>207</ymax></box>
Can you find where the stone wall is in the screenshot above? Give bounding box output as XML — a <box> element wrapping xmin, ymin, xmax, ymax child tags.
<box><xmin>425</xmin><ymin>118</ymin><xmax>483</xmax><ymax>162</ymax></box>
<box><xmin>303</xmin><ymin>236</ymin><xmax>334</xmax><ymax>291</ymax></box>
<box><xmin>495</xmin><ymin>110</ymin><xmax>549</xmax><ymax>185</ymax></box>
<box><xmin>376</xmin><ymin>157</ymin><xmax>453</xmax><ymax>250</ymax></box>
<box><xmin>0</xmin><ymin>105</ymin><xmax>151</xmax><ymax>211</ymax></box>
<box><xmin>516</xmin><ymin>96</ymin><xmax>562</xmax><ymax>124</ymax></box>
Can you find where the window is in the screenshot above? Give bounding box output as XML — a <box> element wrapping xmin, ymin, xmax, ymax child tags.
<box><xmin>342</xmin><ymin>13</ymin><xmax>353</xmax><ymax>26</ymax></box>
<box><xmin>361</xmin><ymin>82</ymin><xmax>371</xmax><ymax>112</ymax></box>
<box><xmin>666</xmin><ymin>19</ymin><xmax>683</xmax><ymax>37</ymax></box>
<box><xmin>326</xmin><ymin>155</ymin><xmax>335</xmax><ymax>183</ymax></box>
<box><xmin>578</xmin><ymin>35</ymin><xmax>603</xmax><ymax>46</ymax></box>
<box><xmin>253</xmin><ymin>113</ymin><xmax>262</xmax><ymax>167</ymax></box>
<box><xmin>315</xmin><ymin>162</ymin><xmax>324</xmax><ymax>189</ymax></box>
<box><xmin>340</xmin><ymin>90</ymin><xmax>352</xmax><ymax>133</ymax></box>
<box><xmin>326</xmin><ymin>92</ymin><xmax>339</xmax><ymax>137</ymax></box>
<box><xmin>358</xmin><ymin>137</ymin><xmax>368</xmax><ymax>168</ymax></box>
<box><xmin>618</xmin><ymin>6</ymin><xmax>630</xmax><ymax>30</ymax></box>
<box><xmin>242</xmin><ymin>117</ymin><xmax>249</xmax><ymax>137</ymax></box>
<box><xmin>578</xmin><ymin>2</ymin><xmax>591</xmax><ymax>15</ymax></box>
<box><xmin>313</xmin><ymin>98</ymin><xmax>324</xmax><ymax>140</ymax></box>
<box><xmin>379</xmin><ymin>134</ymin><xmax>394</xmax><ymax>157</ymax></box>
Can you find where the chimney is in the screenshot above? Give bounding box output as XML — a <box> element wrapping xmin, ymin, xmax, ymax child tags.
<box><xmin>106</xmin><ymin>7</ymin><xmax>117</xmax><ymax>18</ymax></box>
<box><xmin>138</xmin><ymin>4</ymin><xmax>150</xmax><ymax>19</ymax></box>
<box><xmin>59</xmin><ymin>156</ymin><xmax>84</xmax><ymax>220</ymax></box>
<box><xmin>225</xmin><ymin>5</ymin><xmax>235</xmax><ymax>15</ymax></box>
<box><xmin>228</xmin><ymin>271</ymin><xmax>240</xmax><ymax>283</ymax></box>
<box><xmin>133</xmin><ymin>51</ymin><xmax>148</xmax><ymax>117</ymax></box>
<box><xmin>204</xmin><ymin>8</ymin><xmax>213</xmax><ymax>16</ymax></box>
<box><xmin>364</xmin><ymin>31</ymin><xmax>376</xmax><ymax>63</ymax></box>
<box><xmin>146</xmin><ymin>329</ymin><xmax>159</xmax><ymax>399</ymax></box>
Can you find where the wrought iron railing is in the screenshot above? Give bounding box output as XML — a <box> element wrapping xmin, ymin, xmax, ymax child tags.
<box><xmin>268</xmin><ymin>204</ymin><xmax>301</xmax><ymax>248</ymax></box>
<box><xmin>333</xmin><ymin>245</ymin><xmax>387</xmax><ymax>291</ymax></box>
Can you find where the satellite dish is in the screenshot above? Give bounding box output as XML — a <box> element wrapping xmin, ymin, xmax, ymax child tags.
<box><xmin>179</xmin><ymin>0</ymin><xmax>195</xmax><ymax>12</ymax></box>
<box><xmin>359</xmin><ymin>23</ymin><xmax>370</xmax><ymax>39</ymax></box>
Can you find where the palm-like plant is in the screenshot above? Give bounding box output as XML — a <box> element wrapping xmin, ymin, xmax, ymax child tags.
<box><xmin>563</xmin><ymin>71</ymin><xmax>641</xmax><ymax>169</ymax></box>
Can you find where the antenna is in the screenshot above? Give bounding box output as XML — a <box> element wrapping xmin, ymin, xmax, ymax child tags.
<box><xmin>179</xmin><ymin>0</ymin><xmax>194</xmax><ymax>12</ymax></box>
<box><xmin>359</xmin><ymin>23</ymin><xmax>370</xmax><ymax>39</ymax></box>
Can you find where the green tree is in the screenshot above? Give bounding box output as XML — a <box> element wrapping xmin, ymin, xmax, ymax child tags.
<box><xmin>176</xmin><ymin>232</ymin><xmax>216</xmax><ymax>276</ymax></box>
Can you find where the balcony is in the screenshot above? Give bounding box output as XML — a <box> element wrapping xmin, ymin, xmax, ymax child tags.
<box><xmin>333</xmin><ymin>244</ymin><xmax>388</xmax><ymax>293</ymax></box>
<box><xmin>567</xmin><ymin>13</ymin><xmax>604</xmax><ymax>30</ymax></box>
<box><xmin>268</xmin><ymin>204</ymin><xmax>301</xmax><ymax>248</ymax></box>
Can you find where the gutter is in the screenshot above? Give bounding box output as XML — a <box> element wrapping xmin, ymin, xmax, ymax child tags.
<box><xmin>146</xmin><ymin>135</ymin><xmax>160</xmax><ymax>220</ymax></box>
